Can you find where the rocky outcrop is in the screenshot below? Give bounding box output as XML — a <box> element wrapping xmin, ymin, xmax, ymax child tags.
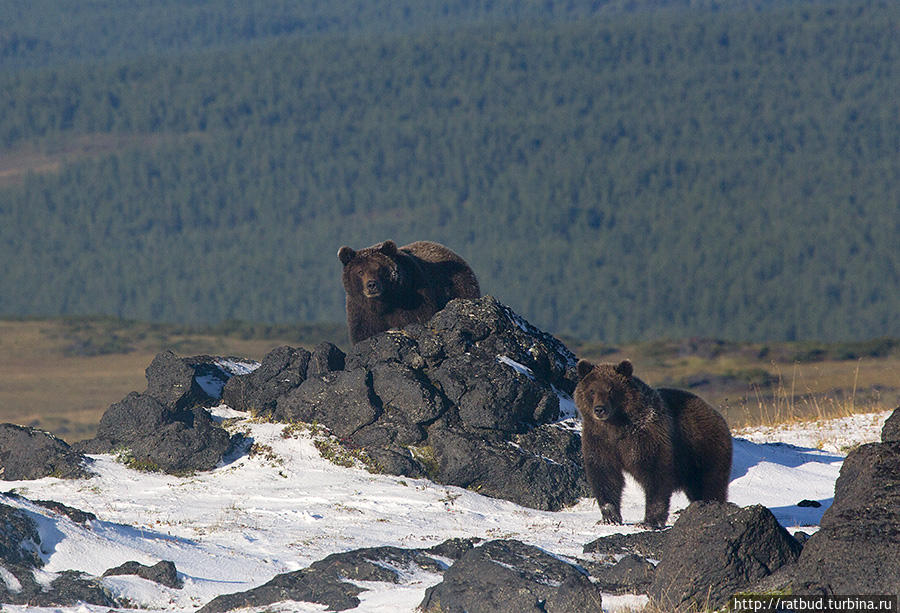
<box><xmin>226</xmin><ymin>296</ymin><xmax>587</xmax><ymax>510</ymax></box>
<box><xmin>0</xmin><ymin>424</ymin><xmax>91</xmax><ymax>480</ymax></box>
<box><xmin>221</xmin><ymin>342</ymin><xmax>345</xmax><ymax>416</ymax></box>
<box><xmin>783</xmin><ymin>440</ymin><xmax>900</xmax><ymax>594</ymax></box>
<box><xmin>881</xmin><ymin>406</ymin><xmax>900</xmax><ymax>443</ymax></box>
<box><xmin>75</xmin><ymin>351</ymin><xmax>246</xmax><ymax>474</ymax></box>
<box><xmin>648</xmin><ymin>502</ymin><xmax>802</xmax><ymax>611</ymax></box>
<box><xmin>198</xmin><ymin>540</ymin><xmax>477</xmax><ymax>613</ymax></box>
<box><xmin>0</xmin><ymin>500</ymin><xmax>116</xmax><ymax>607</ymax></box>
<box><xmin>420</xmin><ymin>539</ymin><xmax>603</xmax><ymax>613</ymax></box>
<box><xmin>752</xmin><ymin>407</ymin><xmax>900</xmax><ymax>596</ymax></box>
<box><xmin>103</xmin><ymin>560</ymin><xmax>182</xmax><ymax>589</ymax></box>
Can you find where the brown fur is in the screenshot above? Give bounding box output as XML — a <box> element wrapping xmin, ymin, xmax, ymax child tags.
<box><xmin>337</xmin><ymin>240</ymin><xmax>480</xmax><ymax>344</ymax></box>
<box><xmin>574</xmin><ymin>359</ymin><xmax>732</xmax><ymax>528</ymax></box>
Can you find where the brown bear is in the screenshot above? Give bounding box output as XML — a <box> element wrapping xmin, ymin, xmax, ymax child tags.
<box><xmin>574</xmin><ymin>359</ymin><xmax>732</xmax><ymax>529</ymax></box>
<box><xmin>337</xmin><ymin>240</ymin><xmax>480</xmax><ymax>344</ymax></box>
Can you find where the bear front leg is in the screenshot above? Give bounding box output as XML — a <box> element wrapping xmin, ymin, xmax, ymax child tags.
<box><xmin>584</xmin><ymin>457</ymin><xmax>624</xmax><ymax>524</ymax></box>
<box><xmin>641</xmin><ymin>482</ymin><xmax>673</xmax><ymax>529</ymax></box>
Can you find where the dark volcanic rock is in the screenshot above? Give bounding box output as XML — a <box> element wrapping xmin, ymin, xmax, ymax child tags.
<box><xmin>263</xmin><ymin>296</ymin><xmax>587</xmax><ymax>510</ymax></box>
<box><xmin>75</xmin><ymin>352</ymin><xmax>236</xmax><ymax>474</ymax></box>
<box><xmin>144</xmin><ymin>350</ymin><xmax>213</xmax><ymax>409</ymax></box>
<box><xmin>587</xmin><ymin>554</ymin><xmax>656</xmax><ymax>595</ymax></box>
<box><xmin>882</xmin><ymin>407</ymin><xmax>900</xmax><ymax>442</ymax></box>
<box><xmin>420</xmin><ymin>539</ymin><xmax>603</xmax><ymax>613</ymax></box>
<box><xmin>222</xmin><ymin>345</ymin><xmax>311</xmax><ymax>416</ymax></box>
<box><xmin>583</xmin><ymin>529</ymin><xmax>669</xmax><ymax>561</ymax></box>
<box><xmin>0</xmin><ymin>502</ymin><xmax>42</xmax><ymax>568</ymax></box>
<box><xmin>782</xmin><ymin>441</ymin><xmax>900</xmax><ymax>594</ymax></box>
<box><xmin>276</xmin><ymin>368</ymin><xmax>380</xmax><ymax>440</ymax></box>
<box><xmin>25</xmin><ymin>570</ymin><xmax>117</xmax><ymax>608</ymax></box>
<box><xmin>198</xmin><ymin>543</ymin><xmax>454</xmax><ymax>612</ymax></box>
<box><xmin>648</xmin><ymin>502</ymin><xmax>802</xmax><ymax>611</ymax></box>
<box><xmin>0</xmin><ymin>423</ymin><xmax>90</xmax><ymax>480</ymax></box>
<box><xmin>30</xmin><ymin>498</ymin><xmax>97</xmax><ymax>524</ymax></box>
<box><xmin>581</xmin><ymin>531</ymin><xmax>669</xmax><ymax>595</ymax></box>
<box><xmin>0</xmin><ymin>499</ymin><xmax>116</xmax><ymax>607</ymax></box>
<box><xmin>308</xmin><ymin>341</ymin><xmax>346</xmax><ymax>378</ymax></box>
<box><xmin>103</xmin><ymin>560</ymin><xmax>182</xmax><ymax>589</ymax></box>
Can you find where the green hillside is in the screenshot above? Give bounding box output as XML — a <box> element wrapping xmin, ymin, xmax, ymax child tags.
<box><xmin>1</xmin><ymin>0</ymin><xmax>898</xmax><ymax>342</ymax></box>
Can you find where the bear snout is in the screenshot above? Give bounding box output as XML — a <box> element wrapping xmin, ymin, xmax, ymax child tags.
<box><xmin>593</xmin><ymin>405</ymin><xmax>612</xmax><ymax>420</ymax></box>
<box><xmin>363</xmin><ymin>279</ymin><xmax>382</xmax><ymax>297</ymax></box>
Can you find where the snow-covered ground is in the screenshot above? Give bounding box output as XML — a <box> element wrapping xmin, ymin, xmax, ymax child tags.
<box><xmin>1</xmin><ymin>407</ymin><xmax>892</xmax><ymax>613</ymax></box>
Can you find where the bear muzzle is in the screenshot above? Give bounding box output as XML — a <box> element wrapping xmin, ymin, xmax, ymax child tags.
<box><xmin>592</xmin><ymin>405</ymin><xmax>613</xmax><ymax>421</ymax></box>
<box><xmin>363</xmin><ymin>279</ymin><xmax>383</xmax><ymax>298</ymax></box>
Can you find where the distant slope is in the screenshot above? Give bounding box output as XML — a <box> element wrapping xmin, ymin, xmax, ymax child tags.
<box><xmin>1</xmin><ymin>0</ymin><xmax>803</xmax><ymax>70</ymax></box>
<box><xmin>1</xmin><ymin>0</ymin><xmax>898</xmax><ymax>342</ymax></box>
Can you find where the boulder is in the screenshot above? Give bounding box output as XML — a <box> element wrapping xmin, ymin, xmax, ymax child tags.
<box><xmin>0</xmin><ymin>502</ymin><xmax>42</xmax><ymax>569</ymax></box>
<box><xmin>783</xmin><ymin>440</ymin><xmax>900</xmax><ymax>594</ymax></box>
<box><xmin>103</xmin><ymin>560</ymin><xmax>182</xmax><ymax>589</ymax></box>
<box><xmin>648</xmin><ymin>502</ymin><xmax>802</xmax><ymax>611</ymax></box>
<box><xmin>0</xmin><ymin>499</ymin><xmax>116</xmax><ymax>607</ymax></box>
<box><xmin>420</xmin><ymin>539</ymin><xmax>603</xmax><ymax>613</ymax></box>
<box><xmin>0</xmin><ymin>423</ymin><xmax>90</xmax><ymax>480</ymax></box>
<box><xmin>882</xmin><ymin>406</ymin><xmax>900</xmax><ymax>443</ymax></box>
<box><xmin>198</xmin><ymin>541</ymin><xmax>467</xmax><ymax>612</ymax></box>
<box><xmin>75</xmin><ymin>352</ymin><xmax>238</xmax><ymax>474</ymax></box>
<box><xmin>221</xmin><ymin>345</ymin><xmax>311</xmax><ymax>416</ymax></box>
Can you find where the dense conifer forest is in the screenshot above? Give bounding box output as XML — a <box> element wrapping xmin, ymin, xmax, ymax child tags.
<box><xmin>1</xmin><ymin>0</ymin><xmax>897</xmax><ymax>342</ymax></box>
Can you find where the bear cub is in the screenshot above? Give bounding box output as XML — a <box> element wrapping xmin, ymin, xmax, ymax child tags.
<box><xmin>574</xmin><ymin>359</ymin><xmax>732</xmax><ymax>528</ymax></box>
<box><xmin>337</xmin><ymin>240</ymin><xmax>480</xmax><ymax>344</ymax></box>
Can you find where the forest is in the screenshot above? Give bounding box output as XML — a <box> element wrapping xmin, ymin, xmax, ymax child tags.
<box><xmin>1</xmin><ymin>0</ymin><xmax>898</xmax><ymax>343</ymax></box>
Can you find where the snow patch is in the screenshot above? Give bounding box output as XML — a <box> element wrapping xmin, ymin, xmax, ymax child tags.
<box><xmin>0</xmin><ymin>565</ymin><xmax>21</xmax><ymax>593</ymax></box>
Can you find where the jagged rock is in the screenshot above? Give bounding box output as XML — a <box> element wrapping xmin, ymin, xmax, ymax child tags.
<box><xmin>0</xmin><ymin>423</ymin><xmax>90</xmax><ymax>480</ymax></box>
<box><xmin>0</xmin><ymin>502</ymin><xmax>42</xmax><ymax>568</ymax></box>
<box><xmin>587</xmin><ymin>554</ymin><xmax>656</xmax><ymax>595</ymax></box>
<box><xmin>426</xmin><ymin>424</ymin><xmax>584</xmax><ymax>510</ymax></box>
<box><xmin>581</xmin><ymin>531</ymin><xmax>670</xmax><ymax>596</ymax></box>
<box><xmin>781</xmin><ymin>441</ymin><xmax>900</xmax><ymax>594</ymax></box>
<box><xmin>308</xmin><ymin>341</ymin><xmax>346</xmax><ymax>378</ymax></box>
<box><xmin>74</xmin><ymin>352</ymin><xmax>237</xmax><ymax>474</ymax></box>
<box><xmin>262</xmin><ymin>296</ymin><xmax>587</xmax><ymax>510</ymax></box>
<box><xmin>222</xmin><ymin>345</ymin><xmax>310</xmax><ymax>416</ymax></box>
<box><xmin>648</xmin><ymin>502</ymin><xmax>802</xmax><ymax>611</ymax></box>
<box><xmin>103</xmin><ymin>560</ymin><xmax>182</xmax><ymax>589</ymax></box>
<box><xmin>144</xmin><ymin>350</ymin><xmax>214</xmax><ymax>409</ymax></box>
<box><xmin>420</xmin><ymin>539</ymin><xmax>603</xmax><ymax>613</ymax></box>
<box><xmin>583</xmin><ymin>529</ymin><xmax>669</xmax><ymax>561</ymax></box>
<box><xmin>25</xmin><ymin>570</ymin><xmax>117</xmax><ymax>608</ymax></box>
<box><xmin>77</xmin><ymin>393</ymin><xmax>232</xmax><ymax>473</ymax></box>
<box><xmin>0</xmin><ymin>500</ymin><xmax>116</xmax><ymax>607</ymax></box>
<box><xmin>198</xmin><ymin>542</ymin><xmax>463</xmax><ymax>612</ymax></box>
<box><xmin>882</xmin><ymin>406</ymin><xmax>900</xmax><ymax>442</ymax></box>
<box><xmin>3</xmin><ymin>495</ymin><xmax>97</xmax><ymax>524</ymax></box>
<box><xmin>277</xmin><ymin>368</ymin><xmax>380</xmax><ymax>440</ymax></box>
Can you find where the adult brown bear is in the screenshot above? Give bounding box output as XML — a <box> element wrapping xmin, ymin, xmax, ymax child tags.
<box><xmin>574</xmin><ymin>359</ymin><xmax>732</xmax><ymax>528</ymax></box>
<box><xmin>337</xmin><ymin>240</ymin><xmax>480</xmax><ymax>344</ymax></box>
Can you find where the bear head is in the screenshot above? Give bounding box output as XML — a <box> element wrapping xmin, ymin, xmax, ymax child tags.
<box><xmin>574</xmin><ymin>359</ymin><xmax>637</xmax><ymax>425</ymax></box>
<box><xmin>338</xmin><ymin>240</ymin><xmax>405</xmax><ymax>300</ymax></box>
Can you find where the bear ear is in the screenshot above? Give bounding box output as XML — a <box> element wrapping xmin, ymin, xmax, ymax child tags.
<box><xmin>338</xmin><ymin>246</ymin><xmax>356</xmax><ymax>265</ymax></box>
<box><xmin>379</xmin><ymin>240</ymin><xmax>398</xmax><ymax>256</ymax></box>
<box><xmin>576</xmin><ymin>359</ymin><xmax>595</xmax><ymax>379</ymax></box>
<box><xmin>615</xmin><ymin>360</ymin><xmax>633</xmax><ymax>378</ymax></box>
